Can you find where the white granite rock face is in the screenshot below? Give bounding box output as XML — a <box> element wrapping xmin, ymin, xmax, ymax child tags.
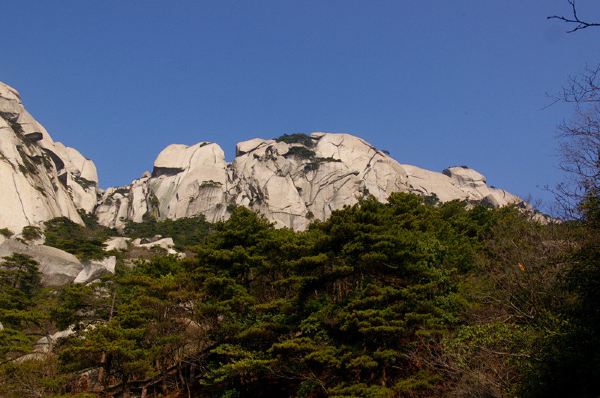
<box><xmin>0</xmin><ymin>80</ymin><xmax>529</xmax><ymax>234</ymax></box>
<box><xmin>104</xmin><ymin>236</ymin><xmax>131</xmax><ymax>251</ymax></box>
<box><xmin>441</xmin><ymin>166</ymin><xmax>521</xmax><ymax>207</ymax></box>
<box><xmin>0</xmin><ymin>82</ymin><xmax>99</xmax><ymax>233</ymax></box>
<box><xmin>74</xmin><ymin>256</ymin><xmax>116</xmax><ymax>284</ymax></box>
<box><xmin>97</xmin><ymin>142</ymin><xmax>229</xmax><ymax>229</ymax></box>
<box><xmin>132</xmin><ymin>237</ymin><xmax>175</xmax><ymax>250</ymax></box>
<box><xmin>96</xmin><ymin>132</ymin><xmax>527</xmax><ymax>230</ymax></box>
<box><xmin>0</xmin><ymin>238</ymin><xmax>116</xmax><ymax>286</ymax></box>
<box><xmin>228</xmin><ymin>134</ymin><xmax>406</xmax><ymax>229</ymax></box>
<box><xmin>0</xmin><ymin>238</ymin><xmax>82</xmax><ymax>286</ymax></box>
<box><xmin>34</xmin><ymin>326</ymin><xmax>76</xmax><ymax>354</ymax></box>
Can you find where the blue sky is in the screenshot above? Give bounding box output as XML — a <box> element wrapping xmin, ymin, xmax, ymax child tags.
<box><xmin>2</xmin><ymin>1</ymin><xmax>599</xmax><ymax>210</ymax></box>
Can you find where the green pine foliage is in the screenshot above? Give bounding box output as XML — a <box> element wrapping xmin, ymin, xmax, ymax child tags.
<box><xmin>0</xmin><ymin>228</ymin><xmax>14</xmax><ymax>238</ymax></box>
<box><xmin>21</xmin><ymin>226</ymin><xmax>43</xmax><ymax>241</ymax></box>
<box><xmin>43</xmin><ymin>217</ymin><xmax>114</xmax><ymax>260</ymax></box>
<box><xmin>0</xmin><ymin>254</ymin><xmax>66</xmax><ymax>398</ymax></box>
<box><xmin>0</xmin><ymin>192</ymin><xmax>598</xmax><ymax>397</ymax></box>
<box><xmin>123</xmin><ymin>215</ymin><xmax>211</xmax><ymax>250</ymax></box>
<box><xmin>274</xmin><ymin>133</ymin><xmax>316</xmax><ymax>147</ymax></box>
<box><xmin>284</xmin><ymin>146</ymin><xmax>316</xmax><ymax>160</ymax></box>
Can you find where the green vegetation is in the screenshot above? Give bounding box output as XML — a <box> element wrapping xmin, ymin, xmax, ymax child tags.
<box><xmin>0</xmin><ymin>254</ymin><xmax>79</xmax><ymax>397</ymax></box>
<box><xmin>284</xmin><ymin>146</ymin><xmax>316</xmax><ymax>160</ymax></box>
<box><xmin>21</xmin><ymin>226</ymin><xmax>42</xmax><ymax>241</ymax></box>
<box><xmin>73</xmin><ymin>175</ymin><xmax>96</xmax><ymax>190</ymax></box>
<box><xmin>303</xmin><ymin>156</ymin><xmax>342</xmax><ymax>172</ymax></box>
<box><xmin>123</xmin><ymin>215</ymin><xmax>211</xmax><ymax>250</ymax></box>
<box><xmin>0</xmin><ymin>228</ymin><xmax>13</xmax><ymax>238</ymax></box>
<box><xmin>200</xmin><ymin>180</ymin><xmax>224</xmax><ymax>189</ymax></box>
<box><xmin>275</xmin><ymin>133</ymin><xmax>316</xmax><ymax>147</ymax></box>
<box><xmin>16</xmin><ymin>146</ymin><xmax>39</xmax><ymax>176</ymax></box>
<box><xmin>0</xmin><ymin>254</ymin><xmax>43</xmax><ymax>360</ymax></box>
<box><xmin>1</xmin><ymin>192</ymin><xmax>597</xmax><ymax>397</ymax></box>
<box><xmin>43</xmin><ymin>217</ymin><xmax>113</xmax><ymax>260</ymax></box>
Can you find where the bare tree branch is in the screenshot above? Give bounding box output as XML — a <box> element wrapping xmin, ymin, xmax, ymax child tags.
<box><xmin>548</xmin><ymin>65</ymin><xmax>600</xmax><ymax>219</ymax></box>
<box><xmin>548</xmin><ymin>0</ymin><xmax>600</xmax><ymax>33</ymax></box>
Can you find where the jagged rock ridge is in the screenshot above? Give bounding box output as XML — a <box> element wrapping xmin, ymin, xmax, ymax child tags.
<box><xmin>96</xmin><ymin>133</ymin><xmax>524</xmax><ymax>231</ymax></box>
<box><xmin>0</xmin><ymin>82</ymin><xmax>98</xmax><ymax>233</ymax></box>
<box><xmin>0</xmin><ymin>81</ymin><xmax>526</xmax><ymax>233</ymax></box>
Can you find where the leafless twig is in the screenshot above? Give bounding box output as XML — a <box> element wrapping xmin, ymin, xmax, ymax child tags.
<box><xmin>548</xmin><ymin>0</ymin><xmax>600</xmax><ymax>33</ymax></box>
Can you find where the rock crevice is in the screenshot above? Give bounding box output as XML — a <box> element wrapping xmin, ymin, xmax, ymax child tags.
<box><xmin>0</xmin><ymin>82</ymin><xmax>99</xmax><ymax>233</ymax></box>
<box><xmin>95</xmin><ymin>132</ymin><xmax>527</xmax><ymax>231</ymax></box>
<box><xmin>0</xmin><ymin>81</ymin><xmax>530</xmax><ymax>233</ymax></box>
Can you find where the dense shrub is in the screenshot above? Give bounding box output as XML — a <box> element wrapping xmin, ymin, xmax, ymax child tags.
<box><xmin>21</xmin><ymin>226</ymin><xmax>42</xmax><ymax>241</ymax></box>
<box><xmin>284</xmin><ymin>146</ymin><xmax>316</xmax><ymax>160</ymax></box>
<box><xmin>123</xmin><ymin>215</ymin><xmax>211</xmax><ymax>249</ymax></box>
<box><xmin>43</xmin><ymin>217</ymin><xmax>112</xmax><ymax>260</ymax></box>
<box><xmin>275</xmin><ymin>133</ymin><xmax>315</xmax><ymax>147</ymax></box>
<box><xmin>1</xmin><ymin>194</ymin><xmax>597</xmax><ymax>397</ymax></box>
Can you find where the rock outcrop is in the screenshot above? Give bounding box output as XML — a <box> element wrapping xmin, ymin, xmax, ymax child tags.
<box><xmin>73</xmin><ymin>256</ymin><xmax>116</xmax><ymax>284</ymax></box>
<box><xmin>0</xmin><ymin>238</ymin><xmax>82</xmax><ymax>286</ymax></box>
<box><xmin>96</xmin><ymin>142</ymin><xmax>229</xmax><ymax>228</ymax></box>
<box><xmin>0</xmin><ymin>238</ymin><xmax>116</xmax><ymax>286</ymax></box>
<box><xmin>104</xmin><ymin>236</ymin><xmax>130</xmax><ymax>251</ymax></box>
<box><xmin>0</xmin><ymin>81</ymin><xmax>528</xmax><ymax>233</ymax></box>
<box><xmin>96</xmin><ymin>133</ymin><xmax>525</xmax><ymax>230</ymax></box>
<box><xmin>34</xmin><ymin>326</ymin><xmax>76</xmax><ymax>354</ymax></box>
<box><xmin>0</xmin><ymin>82</ymin><xmax>98</xmax><ymax>233</ymax></box>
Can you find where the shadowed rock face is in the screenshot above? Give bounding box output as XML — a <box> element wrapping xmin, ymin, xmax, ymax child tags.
<box><xmin>0</xmin><ymin>82</ymin><xmax>98</xmax><ymax>233</ymax></box>
<box><xmin>95</xmin><ymin>132</ymin><xmax>525</xmax><ymax>231</ymax></box>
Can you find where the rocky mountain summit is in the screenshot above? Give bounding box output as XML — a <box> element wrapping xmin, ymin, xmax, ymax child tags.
<box><xmin>0</xmin><ymin>81</ymin><xmax>526</xmax><ymax>234</ymax></box>
<box><xmin>96</xmin><ymin>133</ymin><xmax>524</xmax><ymax>230</ymax></box>
<box><xmin>0</xmin><ymin>82</ymin><xmax>98</xmax><ymax>233</ymax></box>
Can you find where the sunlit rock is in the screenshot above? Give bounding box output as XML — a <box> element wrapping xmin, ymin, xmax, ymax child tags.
<box><xmin>0</xmin><ymin>81</ymin><xmax>98</xmax><ymax>232</ymax></box>
<box><xmin>95</xmin><ymin>132</ymin><xmax>529</xmax><ymax>231</ymax></box>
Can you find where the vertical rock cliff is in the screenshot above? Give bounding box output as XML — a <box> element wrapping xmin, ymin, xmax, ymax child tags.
<box><xmin>0</xmin><ymin>82</ymin><xmax>98</xmax><ymax>233</ymax></box>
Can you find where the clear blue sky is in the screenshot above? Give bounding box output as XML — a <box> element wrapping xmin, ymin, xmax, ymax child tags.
<box><xmin>2</xmin><ymin>1</ymin><xmax>599</xmax><ymax>210</ymax></box>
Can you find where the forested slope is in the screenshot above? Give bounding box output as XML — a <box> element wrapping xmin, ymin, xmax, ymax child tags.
<box><xmin>1</xmin><ymin>192</ymin><xmax>598</xmax><ymax>397</ymax></box>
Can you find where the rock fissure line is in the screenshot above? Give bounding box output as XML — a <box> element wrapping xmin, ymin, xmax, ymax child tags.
<box><xmin>0</xmin><ymin>80</ymin><xmax>537</xmax><ymax>232</ymax></box>
<box><xmin>11</xmin><ymin>172</ymin><xmax>32</xmax><ymax>225</ymax></box>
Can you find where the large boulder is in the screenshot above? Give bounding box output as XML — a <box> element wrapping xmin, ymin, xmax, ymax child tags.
<box><xmin>130</xmin><ymin>236</ymin><xmax>183</xmax><ymax>257</ymax></box>
<box><xmin>0</xmin><ymin>238</ymin><xmax>116</xmax><ymax>286</ymax></box>
<box><xmin>0</xmin><ymin>239</ymin><xmax>82</xmax><ymax>286</ymax></box>
<box><xmin>74</xmin><ymin>256</ymin><xmax>116</xmax><ymax>284</ymax></box>
<box><xmin>132</xmin><ymin>237</ymin><xmax>175</xmax><ymax>250</ymax></box>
